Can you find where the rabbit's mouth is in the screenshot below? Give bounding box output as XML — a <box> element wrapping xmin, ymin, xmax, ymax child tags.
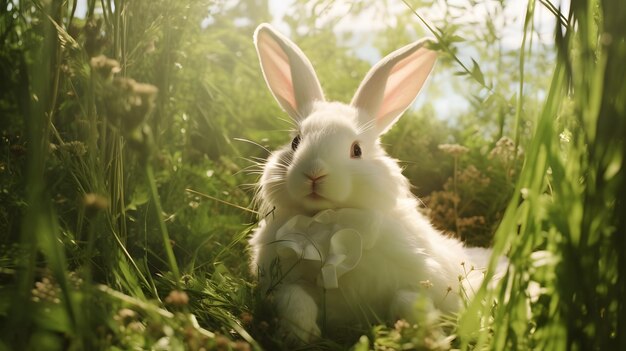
<box><xmin>301</xmin><ymin>191</ymin><xmax>337</xmax><ymax>212</ymax></box>
<box><xmin>287</xmin><ymin>169</ymin><xmax>350</xmax><ymax>211</ymax></box>
<box><xmin>305</xmin><ymin>192</ymin><xmax>325</xmax><ymax>200</ymax></box>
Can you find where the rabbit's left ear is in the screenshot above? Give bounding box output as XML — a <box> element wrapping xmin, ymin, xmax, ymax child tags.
<box><xmin>351</xmin><ymin>38</ymin><xmax>437</xmax><ymax>135</ymax></box>
<box><xmin>254</xmin><ymin>24</ymin><xmax>325</xmax><ymax>123</ymax></box>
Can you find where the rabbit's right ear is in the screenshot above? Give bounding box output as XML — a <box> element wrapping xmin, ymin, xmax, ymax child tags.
<box><xmin>351</xmin><ymin>38</ymin><xmax>437</xmax><ymax>136</ymax></box>
<box><xmin>254</xmin><ymin>24</ymin><xmax>325</xmax><ymax>122</ymax></box>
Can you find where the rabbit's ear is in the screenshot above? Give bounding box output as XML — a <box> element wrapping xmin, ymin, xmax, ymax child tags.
<box><xmin>254</xmin><ymin>24</ymin><xmax>325</xmax><ymax>122</ymax></box>
<box><xmin>351</xmin><ymin>38</ymin><xmax>437</xmax><ymax>135</ymax></box>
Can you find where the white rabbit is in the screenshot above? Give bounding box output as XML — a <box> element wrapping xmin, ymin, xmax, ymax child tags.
<box><xmin>249</xmin><ymin>23</ymin><xmax>492</xmax><ymax>344</ymax></box>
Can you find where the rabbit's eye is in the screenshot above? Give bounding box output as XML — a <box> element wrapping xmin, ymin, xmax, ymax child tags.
<box><xmin>351</xmin><ymin>142</ymin><xmax>362</xmax><ymax>158</ymax></box>
<box><xmin>291</xmin><ymin>135</ymin><xmax>301</xmax><ymax>151</ymax></box>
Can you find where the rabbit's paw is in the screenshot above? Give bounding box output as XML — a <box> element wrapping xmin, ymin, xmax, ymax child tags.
<box><xmin>275</xmin><ymin>283</ymin><xmax>321</xmax><ymax>345</ymax></box>
<box><xmin>277</xmin><ymin>317</ymin><xmax>321</xmax><ymax>346</ymax></box>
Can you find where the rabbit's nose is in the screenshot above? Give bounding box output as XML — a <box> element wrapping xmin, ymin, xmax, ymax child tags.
<box><xmin>305</xmin><ymin>173</ymin><xmax>327</xmax><ymax>183</ymax></box>
<box><xmin>303</xmin><ymin>159</ymin><xmax>328</xmax><ymax>182</ymax></box>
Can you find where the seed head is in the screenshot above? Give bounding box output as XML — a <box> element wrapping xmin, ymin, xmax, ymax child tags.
<box><xmin>438</xmin><ymin>143</ymin><xmax>469</xmax><ymax>156</ymax></box>
<box><xmin>164</xmin><ymin>290</ymin><xmax>189</xmax><ymax>306</ymax></box>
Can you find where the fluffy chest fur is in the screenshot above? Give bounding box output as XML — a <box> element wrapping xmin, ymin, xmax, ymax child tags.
<box><xmin>250</xmin><ymin>205</ymin><xmax>479</xmax><ymax>330</ymax></box>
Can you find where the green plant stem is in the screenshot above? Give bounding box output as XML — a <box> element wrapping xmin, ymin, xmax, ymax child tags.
<box><xmin>453</xmin><ymin>155</ymin><xmax>461</xmax><ymax>240</ymax></box>
<box><xmin>10</xmin><ymin>0</ymin><xmax>83</xmax><ymax>346</ymax></box>
<box><xmin>512</xmin><ymin>0</ymin><xmax>535</xmax><ymax>162</ymax></box>
<box><xmin>401</xmin><ymin>0</ymin><xmax>499</xmax><ymax>96</ymax></box>
<box><xmin>145</xmin><ymin>162</ymin><xmax>181</xmax><ymax>284</ymax></box>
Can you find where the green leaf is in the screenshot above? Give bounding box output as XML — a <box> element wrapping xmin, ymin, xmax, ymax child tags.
<box><xmin>33</xmin><ymin>303</ymin><xmax>72</xmax><ymax>334</ymax></box>
<box><xmin>126</xmin><ymin>183</ymin><xmax>150</xmax><ymax>211</ymax></box>
<box><xmin>470</xmin><ymin>58</ymin><xmax>486</xmax><ymax>86</ymax></box>
<box><xmin>448</xmin><ymin>34</ymin><xmax>466</xmax><ymax>43</ymax></box>
<box><xmin>352</xmin><ymin>335</ymin><xmax>370</xmax><ymax>351</ymax></box>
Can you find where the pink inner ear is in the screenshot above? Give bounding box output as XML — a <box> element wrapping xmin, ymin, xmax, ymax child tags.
<box><xmin>258</xmin><ymin>33</ymin><xmax>297</xmax><ymax>111</ymax></box>
<box><xmin>376</xmin><ymin>49</ymin><xmax>437</xmax><ymax>126</ymax></box>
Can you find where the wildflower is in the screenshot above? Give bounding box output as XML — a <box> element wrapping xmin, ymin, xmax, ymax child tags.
<box><xmin>31</xmin><ymin>276</ymin><xmax>61</xmax><ymax>304</ymax></box>
<box><xmin>164</xmin><ymin>290</ymin><xmax>189</xmax><ymax>306</ymax></box>
<box><xmin>458</xmin><ymin>216</ymin><xmax>486</xmax><ymax>231</ymax></box>
<box><xmin>60</xmin><ymin>63</ymin><xmax>75</xmax><ymax>77</ymax></box>
<box><xmin>240</xmin><ymin>311</ymin><xmax>253</xmax><ymax>325</ymax></box>
<box><xmin>105</xmin><ymin>77</ymin><xmax>158</xmax><ymax>132</ymax></box>
<box><xmin>457</xmin><ymin>165</ymin><xmax>491</xmax><ymax>188</ymax></box>
<box><xmin>118</xmin><ymin>308</ymin><xmax>136</xmax><ymax>319</ymax></box>
<box><xmin>90</xmin><ymin>55</ymin><xmax>120</xmax><ymax>79</ymax></box>
<box><xmin>488</xmin><ymin>136</ymin><xmax>522</xmax><ymax>162</ymax></box>
<box><xmin>438</xmin><ymin>143</ymin><xmax>469</xmax><ymax>156</ymax></box>
<box><xmin>114</xmin><ymin>308</ymin><xmax>137</xmax><ymax>325</ymax></box>
<box><xmin>234</xmin><ymin>341</ymin><xmax>251</xmax><ymax>351</ymax></box>
<box><xmin>394</xmin><ymin>319</ymin><xmax>411</xmax><ymax>331</ymax></box>
<box><xmin>127</xmin><ymin>321</ymin><xmax>145</xmax><ymax>333</ymax></box>
<box><xmin>214</xmin><ymin>335</ymin><xmax>230</xmax><ymax>351</ymax></box>
<box><xmin>559</xmin><ymin>130</ymin><xmax>572</xmax><ymax>143</ymax></box>
<box><xmin>60</xmin><ymin>141</ymin><xmax>87</xmax><ymax>157</ymax></box>
<box><xmin>520</xmin><ymin>188</ymin><xmax>529</xmax><ymax>199</ymax></box>
<box><xmin>68</xmin><ymin>271</ymin><xmax>84</xmax><ymax>289</ymax></box>
<box><xmin>83</xmin><ymin>193</ymin><xmax>109</xmax><ymax>214</ymax></box>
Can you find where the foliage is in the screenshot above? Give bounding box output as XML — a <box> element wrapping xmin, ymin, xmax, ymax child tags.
<box><xmin>458</xmin><ymin>0</ymin><xmax>626</xmax><ymax>350</ymax></box>
<box><xmin>0</xmin><ymin>0</ymin><xmax>624</xmax><ymax>350</ymax></box>
<box><xmin>424</xmin><ymin>137</ymin><xmax>521</xmax><ymax>247</ymax></box>
<box><xmin>0</xmin><ymin>0</ymin><xmax>262</xmax><ymax>349</ymax></box>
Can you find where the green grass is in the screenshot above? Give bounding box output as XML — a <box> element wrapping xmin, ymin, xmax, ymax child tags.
<box><xmin>0</xmin><ymin>0</ymin><xmax>624</xmax><ymax>350</ymax></box>
<box><xmin>459</xmin><ymin>1</ymin><xmax>626</xmax><ymax>350</ymax></box>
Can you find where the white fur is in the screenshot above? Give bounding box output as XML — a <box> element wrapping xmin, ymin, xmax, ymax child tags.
<box><xmin>250</xmin><ymin>24</ymin><xmax>495</xmax><ymax>344</ymax></box>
